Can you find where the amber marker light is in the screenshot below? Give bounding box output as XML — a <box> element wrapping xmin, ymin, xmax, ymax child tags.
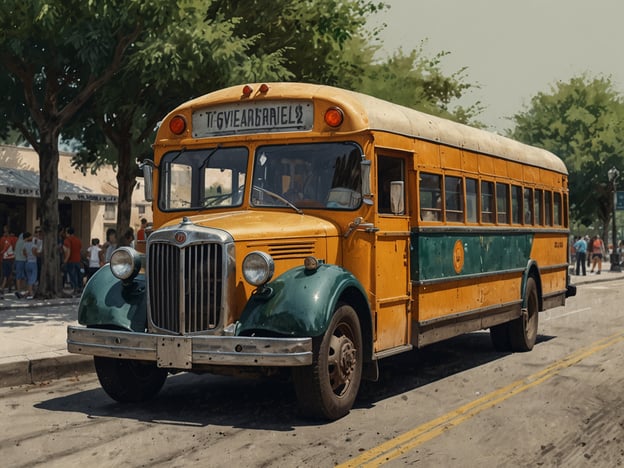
<box><xmin>324</xmin><ymin>107</ymin><xmax>344</xmax><ymax>127</ymax></box>
<box><xmin>242</xmin><ymin>84</ymin><xmax>254</xmax><ymax>97</ymax></box>
<box><xmin>169</xmin><ymin>115</ymin><xmax>187</xmax><ymax>135</ymax></box>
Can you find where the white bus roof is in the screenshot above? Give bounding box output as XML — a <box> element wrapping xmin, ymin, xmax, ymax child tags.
<box><xmin>185</xmin><ymin>83</ymin><xmax>568</xmax><ymax>175</ymax></box>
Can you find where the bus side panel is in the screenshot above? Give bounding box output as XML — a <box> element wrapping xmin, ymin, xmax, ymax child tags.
<box><xmin>530</xmin><ymin>231</ymin><xmax>569</xmax><ymax>306</ymax></box>
<box><xmin>410</xmin><ymin>231</ymin><xmax>532</xmax><ymax>344</ymax></box>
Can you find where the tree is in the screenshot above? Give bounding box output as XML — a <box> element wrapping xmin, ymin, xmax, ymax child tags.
<box><xmin>69</xmin><ymin>2</ymin><xmax>291</xmax><ymax>245</ymax></box>
<box><xmin>509</xmin><ymin>75</ymin><xmax>624</xmax><ymax>238</ymax></box>
<box><xmin>0</xmin><ymin>1</ymin><xmax>166</xmax><ymax>296</ymax></box>
<box><xmin>345</xmin><ymin>41</ymin><xmax>483</xmax><ymax>124</ymax></box>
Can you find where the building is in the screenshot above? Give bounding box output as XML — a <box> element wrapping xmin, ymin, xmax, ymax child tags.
<box><xmin>0</xmin><ymin>144</ymin><xmax>151</xmax><ymax>245</ymax></box>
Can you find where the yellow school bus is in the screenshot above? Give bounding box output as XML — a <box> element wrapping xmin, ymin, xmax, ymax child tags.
<box><xmin>68</xmin><ymin>82</ymin><xmax>576</xmax><ymax>420</ymax></box>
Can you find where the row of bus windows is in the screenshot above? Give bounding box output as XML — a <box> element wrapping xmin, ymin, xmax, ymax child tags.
<box><xmin>419</xmin><ymin>172</ymin><xmax>567</xmax><ymax>227</ymax></box>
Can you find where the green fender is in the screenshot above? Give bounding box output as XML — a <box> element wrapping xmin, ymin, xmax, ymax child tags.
<box><xmin>77</xmin><ymin>266</ymin><xmax>147</xmax><ymax>332</ymax></box>
<box><xmin>236</xmin><ymin>264</ymin><xmax>371</xmax><ymax>338</ymax></box>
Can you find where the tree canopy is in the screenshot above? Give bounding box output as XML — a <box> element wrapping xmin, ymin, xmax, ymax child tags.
<box><xmin>509</xmin><ymin>75</ymin><xmax>624</xmax><ymax>237</ymax></box>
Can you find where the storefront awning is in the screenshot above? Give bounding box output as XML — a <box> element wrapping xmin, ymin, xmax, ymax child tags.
<box><xmin>0</xmin><ymin>167</ymin><xmax>118</xmax><ymax>202</ymax></box>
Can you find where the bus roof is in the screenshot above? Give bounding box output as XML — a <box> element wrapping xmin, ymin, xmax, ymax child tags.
<box><xmin>182</xmin><ymin>83</ymin><xmax>568</xmax><ymax>175</ymax></box>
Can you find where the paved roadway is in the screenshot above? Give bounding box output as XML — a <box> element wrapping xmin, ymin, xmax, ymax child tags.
<box><xmin>1</xmin><ymin>276</ymin><xmax>623</xmax><ymax>467</ymax></box>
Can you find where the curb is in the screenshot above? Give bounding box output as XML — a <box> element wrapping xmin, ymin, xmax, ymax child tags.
<box><xmin>0</xmin><ymin>354</ymin><xmax>94</xmax><ymax>388</ymax></box>
<box><xmin>0</xmin><ymin>298</ymin><xmax>80</xmax><ymax>311</ymax></box>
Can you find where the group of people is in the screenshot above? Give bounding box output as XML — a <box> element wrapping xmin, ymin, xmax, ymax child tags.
<box><xmin>572</xmin><ymin>234</ymin><xmax>610</xmax><ymax>276</ymax></box>
<box><xmin>0</xmin><ymin>218</ymin><xmax>149</xmax><ymax>300</ymax></box>
<box><xmin>1</xmin><ymin>225</ymin><xmax>44</xmax><ymax>300</ymax></box>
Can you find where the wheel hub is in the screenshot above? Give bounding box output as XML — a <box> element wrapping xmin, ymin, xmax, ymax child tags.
<box><xmin>337</xmin><ymin>336</ymin><xmax>356</xmax><ymax>379</ymax></box>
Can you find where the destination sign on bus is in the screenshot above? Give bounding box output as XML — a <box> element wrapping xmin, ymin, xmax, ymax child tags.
<box><xmin>192</xmin><ymin>100</ymin><xmax>314</xmax><ymax>137</ymax></box>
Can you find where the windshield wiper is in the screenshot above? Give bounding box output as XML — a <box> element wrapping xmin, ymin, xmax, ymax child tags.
<box><xmin>199</xmin><ymin>144</ymin><xmax>222</xmax><ymax>170</ymax></box>
<box><xmin>253</xmin><ymin>185</ymin><xmax>303</xmax><ymax>215</ymax></box>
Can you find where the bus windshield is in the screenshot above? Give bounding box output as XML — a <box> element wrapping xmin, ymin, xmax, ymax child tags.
<box><xmin>159</xmin><ymin>147</ymin><xmax>248</xmax><ymax>211</ymax></box>
<box><xmin>251</xmin><ymin>142</ymin><xmax>363</xmax><ymax>210</ymax></box>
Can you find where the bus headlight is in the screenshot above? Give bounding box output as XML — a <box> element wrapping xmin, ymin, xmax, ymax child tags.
<box><xmin>110</xmin><ymin>247</ymin><xmax>142</xmax><ymax>281</ymax></box>
<box><xmin>243</xmin><ymin>251</ymin><xmax>274</xmax><ymax>286</ymax></box>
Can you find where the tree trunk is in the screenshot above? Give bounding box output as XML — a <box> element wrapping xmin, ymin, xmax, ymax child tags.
<box><xmin>38</xmin><ymin>132</ymin><xmax>62</xmax><ymax>298</ymax></box>
<box><xmin>116</xmin><ymin>138</ymin><xmax>137</xmax><ymax>246</ymax></box>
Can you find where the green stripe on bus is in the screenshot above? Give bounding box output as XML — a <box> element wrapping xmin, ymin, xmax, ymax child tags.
<box><xmin>411</xmin><ymin>231</ymin><xmax>534</xmax><ymax>281</ymax></box>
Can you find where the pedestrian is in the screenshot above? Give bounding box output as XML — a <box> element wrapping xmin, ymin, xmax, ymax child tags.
<box><xmin>590</xmin><ymin>234</ymin><xmax>605</xmax><ymax>274</ymax></box>
<box><xmin>586</xmin><ymin>235</ymin><xmax>594</xmax><ymax>268</ymax></box>
<box><xmin>573</xmin><ymin>235</ymin><xmax>587</xmax><ymax>276</ymax></box>
<box><xmin>62</xmin><ymin>227</ymin><xmax>83</xmax><ymax>295</ymax></box>
<box><xmin>18</xmin><ymin>231</ymin><xmax>38</xmax><ymax>299</ymax></box>
<box><xmin>124</xmin><ymin>227</ymin><xmax>135</xmax><ymax>248</ymax></box>
<box><xmin>137</xmin><ymin>218</ymin><xmax>148</xmax><ymax>242</ymax></box>
<box><xmin>14</xmin><ymin>231</ymin><xmax>26</xmax><ymax>295</ymax></box>
<box><xmin>33</xmin><ymin>226</ymin><xmax>43</xmax><ymax>283</ymax></box>
<box><xmin>86</xmin><ymin>238</ymin><xmax>102</xmax><ymax>280</ymax></box>
<box><xmin>1</xmin><ymin>225</ymin><xmax>17</xmax><ymax>296</ymax></box>
<box><xmin>100</xmin><ymin>228</ymin><xmax>118</xmax><ymax>265</ymax></box>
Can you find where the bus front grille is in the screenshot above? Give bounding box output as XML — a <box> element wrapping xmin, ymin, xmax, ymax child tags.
<box><xmin>148</xmin><ymin>242</ymin><xmax>223</xmax><ymax>333</ymax></box>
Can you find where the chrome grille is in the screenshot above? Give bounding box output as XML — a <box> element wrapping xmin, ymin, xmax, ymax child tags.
<box><xmin>148</xmin><ymin>242</ymin><xmax>223</xmax><ymax>333</ymax></box>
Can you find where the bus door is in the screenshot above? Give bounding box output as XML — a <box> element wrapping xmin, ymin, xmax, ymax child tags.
<box><xmin>373</xmin><ymin>155</ymin><xmax>411</xmax><ymax>352</ymax></box>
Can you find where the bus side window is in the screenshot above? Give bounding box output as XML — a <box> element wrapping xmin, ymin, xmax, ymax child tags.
<box><xmin>481</xmin><ymin>181</ymin><xmax>495</xmax><ymax>223</ymax></box>
<box><xmin>554</xmin><ymin>192</ymin><xmax>562</xmax><ymax>226</ymax></box>
<box><xmin>466</xmin><ymin>178</ymin><xmax>478</xmax><ymax>223</ymax></box>
<box><xmin>534</xmin><ymin>189</ymin><xmax>543</xmax><ymax>225</ymax></box>
<box><xmin>523</xmin><ymin>188</ymin><xmax>533</xmax><ymax>224</ymax></box>
<box><xmin>378</xmin><ymin>156</ymin><xmax>405</xmax><ymax>214</ymax></box>
<box><xmin>419</xmin><ymin>172</ymin><xmax>441</xmax><ymax>221</ymax></box>
<box><xmin>445</xmin><ymin>176</ymin><xmax>464</xmax><ymax>222</ymax></box>
<box><xmin>511</xmin><ymin>185</ymin><xmax>522</xmax><ymax>224</ymax></box>
<box><xmin>496</xmin><ymin>183</ymin><xmax>510</xmax><ymax>224</ymax></box>
<box><xmin>545</xmin><ymin>191</ymin><xmax>553</xmax><ymax>225</ymax></box>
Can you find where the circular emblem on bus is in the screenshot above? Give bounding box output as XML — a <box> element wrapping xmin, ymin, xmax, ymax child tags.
<box><xmin>175</xmin><ymin>231</ymin><xmax>187</xmax><ymax>244</ymax></box>
<box><xmin>453</xmin><ymin>239</ymin><xmax>465</xmax><ymax>274</ymax></box>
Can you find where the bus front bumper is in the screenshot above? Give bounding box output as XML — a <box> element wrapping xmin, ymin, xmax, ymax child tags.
<box><xmin>67</xmin><ymin>326</ymin><xmax>313</xmax><ymax>368</ymax></box>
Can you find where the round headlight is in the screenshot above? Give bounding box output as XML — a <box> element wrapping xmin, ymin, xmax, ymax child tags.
<box><xmin>110</xmin><ymin>247</ymin><xmax>141</xmax><ymax>281</ymax></box>
<box><xmin>242</xmin><ymin>251</ymin><xmax>274</xmax><ymax>286</ymax></box>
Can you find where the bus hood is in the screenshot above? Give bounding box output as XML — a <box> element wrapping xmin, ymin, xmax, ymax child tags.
<box><xmin>158</xmin><ymin>210</ymin><xmax>340</xmax><ymax>241</ymax></box>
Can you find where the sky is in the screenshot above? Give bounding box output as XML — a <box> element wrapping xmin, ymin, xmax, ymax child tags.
<box><xmin>367</xmin><ymin>0</ymin><xmax>624</xmax><ymax>132</ymax></box>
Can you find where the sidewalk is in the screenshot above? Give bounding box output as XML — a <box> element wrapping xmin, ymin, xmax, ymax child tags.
<box><xmin>0</xmin><ymin>290</ymin><xmax>93</xmax><ymax>387</ymax></box>
<box><xmin>0</xmin><ymin>266</ymin><xmax>622</xmax><ymax>388</ymax></box>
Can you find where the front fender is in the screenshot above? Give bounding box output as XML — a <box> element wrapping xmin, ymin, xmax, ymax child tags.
<box><xmin>77</xmin><ymin>266</ymin><xmax>147</xmax><ymax>332</ymax></box>
<box><xmin>236</xmin><ymin>264</ymin><xmax>370</xmax><ymax>338</ymax></box>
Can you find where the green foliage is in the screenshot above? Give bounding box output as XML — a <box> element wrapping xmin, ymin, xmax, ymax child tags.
<box><xmin>510</xmin><ymin>75</ymin><xmax>624</xmax><ymax>233</ymax></box>
<box><xmin>353</xmin><ymin>43</ymin><xmax>483</xmax><ymax>124</ymax></box>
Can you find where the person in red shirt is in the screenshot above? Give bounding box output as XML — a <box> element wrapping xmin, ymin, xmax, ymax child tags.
<box><xmin>1</xmin><ymin>225</ymin><xmax>17</xmax><ymax>296</ymax></box>
<box><xmin>137</xmin><ymin>218</ymin><xmax>148</xmax><ymax>242</ymax></box>
<box><xmin>63</xmin><ymin>227</ymin><xmax>84</xmax><ymax>295</ymax></box>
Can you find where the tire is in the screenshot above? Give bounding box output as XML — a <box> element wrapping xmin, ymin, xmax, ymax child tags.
<box><xmin>292</xmin><ymin>304</ymin><xmax>363</xmax><ymax>420</ymax></box>
<box><xmin>94</xmin><ymin>356</ymin><xmax>168</xmax><ymax>403</ymax></box>
<box><xmin>509</xmin><ymin>277</ymin><xmax>539</xmax><ymax>352</ymax></box>
<box><xmin>490</xmin><ymin>322</ymin><xmax>512</xmax><ymax>352</ymax></box>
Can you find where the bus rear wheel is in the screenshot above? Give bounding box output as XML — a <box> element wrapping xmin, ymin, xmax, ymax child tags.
<box><xmin>292</xmin><ymin>304</ymin><xmax>363</xmax><ymax>420</ymax></box>
<box><xmin>94</xmin><ymin>356</ymin><xmax>168</xmax><ymax>403</ymax></box>
<box><xmin>509</xmin><ymin>277</ymin><xmax>539</xmax><ymax>351</ymax></box>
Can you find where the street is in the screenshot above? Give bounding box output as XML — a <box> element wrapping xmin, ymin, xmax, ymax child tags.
<box><xmin>1</xmin><ymin>278</ymin><xmax>623</xmax><ymax>467</ymax></box>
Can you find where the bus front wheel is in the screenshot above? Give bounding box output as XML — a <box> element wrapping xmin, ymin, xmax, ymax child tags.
<box><xmin>292</xmin><ymin>304</ymin><xmax>363</xmax><ymax>420</ymax></box>
<box><xmin>94</xmin><ymin>356</ymin><xmax>168</xmax><ymax>403</ymax></box>
<box><xmin>509</xmin><ymin>277</ymin><xmax>539</xmax><ymax>351</ymax></box>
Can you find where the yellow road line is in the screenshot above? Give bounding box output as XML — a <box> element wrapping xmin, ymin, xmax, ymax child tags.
<box><xmin>337</xmin><ymin>332</ymin><xmax>624</xmax><ymax>468</ymax></box>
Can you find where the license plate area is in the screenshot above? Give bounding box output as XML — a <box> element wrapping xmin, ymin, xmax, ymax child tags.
<box><xmin>157</xmin><ymin>336</ymin><xmax>192</xmax><ymax>369</ymax></box>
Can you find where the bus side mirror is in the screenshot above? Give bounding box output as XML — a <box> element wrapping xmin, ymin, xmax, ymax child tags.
<box><xmin>390</xmin><ymin>181</ymin><xmax>404</xmax><ymax>215</ymax></box>
<box><xmin>141</xmin><ymin>160</ymin><xmax>155</xmax><ymax>202</ymax></box>
<box><xmin>361</xmin><ymin>158</ymin><xmax>373</xmax><ymax>205</ymax></box>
